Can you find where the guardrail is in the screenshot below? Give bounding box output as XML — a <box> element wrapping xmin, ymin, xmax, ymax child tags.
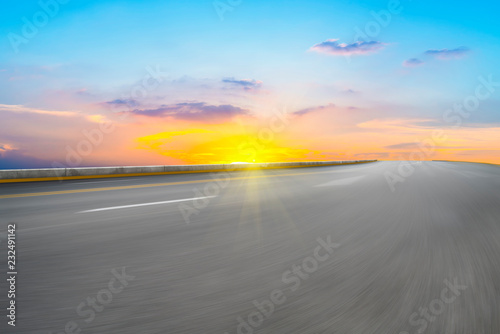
<box><xmin>0</xmin><ymin>160</ymin><xmax>377</xmax><ymax>183</ymax></box>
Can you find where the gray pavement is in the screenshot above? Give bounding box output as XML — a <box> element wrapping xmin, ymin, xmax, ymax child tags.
<box><xmin>1</xmin><ymin>161</ymin><xmax>499</xmax><ymax>333</ymax></box>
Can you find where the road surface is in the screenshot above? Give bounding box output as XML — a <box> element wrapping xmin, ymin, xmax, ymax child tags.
<box><xmin>1</xmin><ymin>161</ymin><xmax>499</xmax><ymax>333</ymax></box>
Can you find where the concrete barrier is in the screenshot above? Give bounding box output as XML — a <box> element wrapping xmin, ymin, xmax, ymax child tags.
<box><xmin>0</xmin><ymin>160</ymin><xmax>377</xmax><ymax>183</ymax></box>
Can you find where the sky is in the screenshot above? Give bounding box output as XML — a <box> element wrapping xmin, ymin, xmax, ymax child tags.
<box><xmin>0</xmin><ymin>0</ymin><xmax>499</xmax><ymax>168</ymax></box>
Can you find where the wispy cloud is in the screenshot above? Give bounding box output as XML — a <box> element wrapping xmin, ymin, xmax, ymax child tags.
<box><xmin>128</xmin><ymin>102</ymin><xmax>249</xmax><ymax>122</ymax></box>
<box><xmin>403</xmin><ymin>58</ymin><xmax>425</xmax><ymax>67</ymax></box>
<box><xmin>0</xmin><ymin>104</ymin><xmax>78</xmax><ymax>117</ymax></box>
<box><xmin>0</xmin><ymin>104</ymin><xmax>104</xmax><ymax>123</ymax></box>
<box><xmin>105</xmin><ymin>99</ymin><xmax>140</xmax><ymax>107</ymax></box>
<box><xmin>293</xmin><ymin>103</ymin><xmax>335</xmax><ymax>116</ymax></box>
<box><xmin>0</xmin><ymin>146</ymin><xmax>55</xmax><ymax>169</ymax></box>
<box><xmin>385</xmin><ymin>142</ymin><xmax>420</xmax><ymax>149</ymax></box>
<box><xmin>424</xmin><ymin>46</ymin><xmax>470</xmax><ymax>59</ymax></box>
<box><xmin>222</xmin><ymin>77</ymin><xmax>263</xmax><ymax>91</ymax></box>
<box><xmin>309</xmin><ymin>39</ymin><xmax>385</xmax><ymax>56</ymax></box>
<box><xmin>136</xmin><ymin>129</ymin><xmax>213</xmax><ymax>151</ymax></box>
<box><xmin>342</xmin><ymin>89</ymin><xmax>359</xmax><ymax>95</ymax></box>
<box><xmin>386</xmin><ymin>142</ymin><xmax>472</xmax><ymax>150</ymax></box>
<box><xmin>0</xmin><ymin>143</ymin><xmax>15</xmax><ymax>152</ymax></box>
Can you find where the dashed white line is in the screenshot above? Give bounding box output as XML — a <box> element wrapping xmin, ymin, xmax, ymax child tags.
<box><xmin>77</xmin><ymin>196</ymin><xmax>216</xmax><ymax>213</ymax></box>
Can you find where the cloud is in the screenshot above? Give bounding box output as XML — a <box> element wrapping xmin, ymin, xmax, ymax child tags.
<box><xmin>137</xmin><ymin>129</ymin><xmax>212</xmax><ymax>144</ymax></box>
<box><xmin>309</xmin><ymin>39</ymin><xmax>385</xmax><ymax>56</ymax></box>
<box><xmin>0</xmin><ymin>104</ymin><xmax>104</xmax><ymax>123</ymax></box>
<box><xmin>0</xmin><ymin>143</ymin><xmax>14</xmax><ymax>152</ymax></box>
<box><xmin>0</xmin><ymin>146</ymin><xmax>55</xmax><ymax>169</ymax></box>
<box><xmin>293</xmin><ymin>103</ymin><xmax>335</xmax><ymax>116</ymax></box>
<box><xmin>403</xmin><ymin>58</ymin><xmax>425</xmax><ymax>67</ymax></box>
<box><xmin>129</xmin><ymin>102</ymin><xmax>249</xmax><ymax>122</ymax></box>
<box><xmin>386</xmin><ymin>142</ymin><xmax>473</xmax><ymax>150</ymax></box>
<box><xmin>385</xmin><ymin>142</ymin><xmax>420</xmax><ymax>149</ymax></box>
<box><xmin>222</xmin><ymin>78</ymin><xmax>263</xmax><ymax>91</ymax></box>
<box><xmin>0</xmin><ymin>104</ymin><xmax>78</xmax><ymax>117</ymax></box>
<box><xmin>105</xmin><ymin>99</ymin><xmax>140</xmax><ymax>107</ymax></box>
<box><xmin>342</xmin><ymin>89</ymin><xmax>359</xmax><ymax>95</ymax></box>
<box><xmin>424</xmin><ymin>47</ymin><xmax>470</xmax><ymax>59</ymax></box>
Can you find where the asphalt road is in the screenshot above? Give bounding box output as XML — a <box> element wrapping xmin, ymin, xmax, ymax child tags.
<box><xmin>1</xmin><ymin>161</ymin><xmax>500</xmax><ymax>334</ymax></box>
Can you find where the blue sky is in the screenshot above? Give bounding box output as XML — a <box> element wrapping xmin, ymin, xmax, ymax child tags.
<box><xmin>1</xmin><ymin>0</ymin><xmax>499</xmax><ymax>167</ymax></box>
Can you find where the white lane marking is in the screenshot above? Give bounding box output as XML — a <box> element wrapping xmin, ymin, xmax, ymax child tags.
<box><xmin>77</xmin><ymin>196</ymin><xmax>215</xmax><ymax>213</ymax></box>
<box><xmin>315</xmin><ymin>175</ymin><xmax>366</xmax><ymax>187</ymax></box>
